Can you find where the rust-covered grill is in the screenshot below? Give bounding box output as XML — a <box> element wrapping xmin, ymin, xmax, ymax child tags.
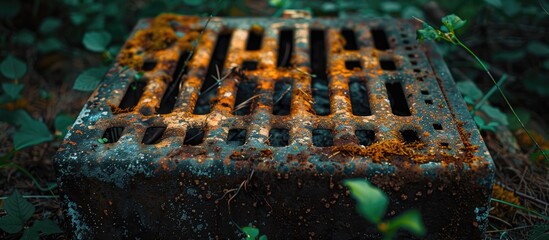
<box><xmin>55</xmin><ymin>14</ymin><xmax>494</xmax><ymax>239</ymax></box>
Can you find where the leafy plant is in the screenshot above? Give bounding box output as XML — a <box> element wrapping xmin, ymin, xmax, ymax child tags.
<box><xmin>343</xmin><ymin>179</ymin><xmax>426</xmax><ymax>240</ymax></box>
<box><xmin>241</xmin><ymin>226</ymin><xmax>268</xmax><ymax>240</ymax></box>
<box><xmin>416</xmin><ymin>14</ymin><xmax>549</xmax><ymax>163</ymax></box>
<box><xmin>0</xmin><ymin>190</ymin><xmax>62</xmax><ymax>239</ymax></box>
<box><xmin>0</xmin><ymin>55</ymin><xmax>27</xmax><ymax>80</ymax></box>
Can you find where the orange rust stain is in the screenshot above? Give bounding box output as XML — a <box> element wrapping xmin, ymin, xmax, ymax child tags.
<box><xmin>490</xmin><ymin>184</ymin><xmax>519</xmax><ymax>219</ymax></box>
<box><xmin>332</xmin><ymin>139</ymin><xmax>426</xmax><ymax>163</ymax></box>
<box><xmin>151</xmin><ymin>13</ymin><xmax>199</xmax><ymax>27</ymax></box>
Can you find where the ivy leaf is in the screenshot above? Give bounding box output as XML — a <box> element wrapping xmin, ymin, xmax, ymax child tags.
<box><xmin>481</xmin><ymin>105</ymin><xmax>508</xmax><ymax>126</ymax></box>
<box><xmin>83</xmin><ymin>31</ymin><xmax>111</xmax><ymax>52</ymax></box>
<box><xmin>30</xmin><ymin>219</ymin><xmax>63</xmax><ymax>235</ymax></box>
<box><xmin>70</xmin><ymin>12</ymin><xmax>87</xmax><ymax>25</ymax></box>
<box><xmin>11</xmin><ymin>29</ymin><xmax>36</xmax><ymax>46</ymax></box>
<box><xmin>73</xmin><ymin>67</ymin><xmax>108</xmax><ymax>91</ymax></box>
<box><xmin>21</xmin><ymin>227</ymin><xmax>39</xmax><ymax>240</ymax></box>
<box><xmin>441</xmin><ymin>14</ymin><xmax>467</xmax><ymax>32</ymax></box>
<box><xmin>2</xmin><ymin>83</ymin><xmax>24</xmax><ymax>100</ymax></box>
<box><xmin>0</xmin><ymin>55</ymin><xmax>27</xmax><ymax>80</ymax></box>
<box><xmin>0</xmin><ymin>214</ymin><xmax>24</xmax><ymax>234</ymax></box>
<box><xmin>386</xmin><ymin>210</ymin><xmax>426</xmax><ymax>237</ymax></box>
<box><xmin>54</xmin><ymin>114</ymin><xmax>75</xmax><ymax>138</ymax></box>
<box><xmin>4</xmin><ymin>190</ymin><xmax>35</xmax><ymax>224</ymax></box>
<box><xmin>39</xmin><ymin>17</ymin><xmax>62</xmax><ymax>34</ymax></box>
<box><xmin>1</xmin><ymin>110</ymin><xmax>54</xmax><ymax>150</ymax></box>
<box><xmin>343</xmin><ymin>179</ymin><xmax>388</xmax><ymax>223</ymax></box>
<box><xmin>456</xmin><ymin>81</ymin><xmax>483</xmax><ymax>101</ymax></box>
<box><xmin>416</xmin><ymin>23</ymin><xmax>439</xmax><ymax>42</ymax></box>
<box><xmin>527</xmin><ymin>41</ymin><xmax>549</xmax><ymax>57</ymax></box>
<box><xmin>242</xmin><ymin>226</ymin><xmax>259</xmax><ymax>240</ymax></box>
<box><xmin>37</xmin><ymin>37</ymin><xmax>64</xmax><ymax>54</ymax></box>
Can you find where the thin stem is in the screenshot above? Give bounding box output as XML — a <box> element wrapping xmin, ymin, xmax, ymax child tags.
<box><xmin>491</xmin><ymin>198</ymin><xmax>549</xmax><ymax>220</ymax></box>
<box><xmin>455</xmin><ymin>38</ymin><xmax>549</xmax><ymax>163</ymax></box>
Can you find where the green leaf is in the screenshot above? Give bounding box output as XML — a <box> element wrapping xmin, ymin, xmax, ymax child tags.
<box><xmin>83</xmin><ymin>31</ymin><xmax>111</xmax><ymax>52</ymax></box>
<box><xmin>11</xmin><ymin>29</ymin><xmax>36</xmax><ymax>46</ymax></box>
<box><xmin>2</xmin><ymin>83</ymin><xmax>24</xmax><ymax>100</ymax></box>
<box><xmin>0</xmin><ymin>1</ymin><xmax>21</xmax><ymax>19</ymax></box>
<box><xmin>343</xmin><ymin>179</ymin><xmax>388</xmax><ymax>223</ymax></box>
<box><xmin>73</xmin><ymin>67</ymin><xmax>108</xmax><ymax>91</ymax></box>
<box><xmin>258</xmin><ymin>235</ymin><xmax>268</xmax><ymax>240</ymax></box>
<box><xmin>70</xmin><ymin>12</ymin><xmax>87</xmax><ymax>25</ymax></box>
<box><xmin>380</xmin><ymin>2</ymin><xmax>401</xmax><ymax>13</ymax></box>
<box><xmin>31</xmin><ymin>219</ymin><xmax>63</xmax><ymax>235</ymax></box>
<box><xmin>441</xmin><ymin>14</ymin><xmax>467</xmax><ymax>32</ymax></box>
<box><xmin>3</xmin><ymin>110</ymin><xmax>54</xmax><ymax>150</ymax></box>
<box><xmin>39</xmin><ymin>18</ymin><xmax>62</xmax><ymax>34</ymax></box>
<box><xmin>386</xmin><ymin>210</ymin><xmax>426</xmax><ymax>237</ymax></box>
<box><xmin>456</xmin><ymin>81</ymin><xmax>483</xmax><ymax>101</ymax></box>
<box><xmin>37</xmin><ymin>37</ymin><xmax>64</xmax><ymax>54</ymax></box>
<box><xmin>21</xmin><ymin>227</ymin><xmax>39</xmax><ymax>240</ymax></box>
<box><xmin>0</xmin><ymin>214</ymin><xmax>24</xmax><ymax>233</ymax></box>
<box><xmin>184</xmin><ymin>0</ymin><xmax>204</xmax><ymax>6</ymax></box>
<box><xmin>402</xmin><ymin>6</ymin><xmax>424</xmax><ymax>19</ymax></box>
<box><xmin>4</xmin><ymin>190</ymin><xmax>35</xmax><ymax>223</ymax></box>
<box><xmin>242</xmin><ymin>226</ymin><xmax>259</xmax><ymax>240</ymax></box>
<box><xmin>481</xmin><ymin>105</ymin><xmax>508</xmax><ymax>126</ymax></box>
<box><xmin>484</xmin><ymin>0</ymin><xmax>502</xmax><ymax>7</ymax></box>
<box><xmin>528</xmin><ymin>224</ymin><xmax>549</xmax><ymax>240</ymax></box>
<box><xmin>0</xmin><ymin>55</ymin><xmax>27</xmax><ymax>80</ymax></box>
<box><xmin>527</xmin><ymin>41</ymin><xmax>549</xmax><ymax>57</ymax></box>
<box><xmin>417</xmin><ymin>23</ymin><xmax>439</xmax><ymax>42</ymax></box>
<box><xmin>544</xmin><ymin>60</ymin><xmax>549</xmax><ymax>70</ymax></box>
<box><xmin>54</xmin><ymin>114</ymin><xmax>75</xmax><ymax>138</ymax></box>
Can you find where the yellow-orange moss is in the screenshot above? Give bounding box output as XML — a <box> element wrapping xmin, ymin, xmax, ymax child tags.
<box><xmin>177</xmin><ymin>31</ymin><xmax>200</xmax><ymax>50</ymax></box>
<box><xmin>117</xmin><ymin>49</ymin><xmax>143</xmax><ymax>70</ymax></box>
<box><xmin>332</xmin><ymin>139</ymin><xmax>425</xmax><ymax>162</ymax></box>
<box><xmin>133</xmin><ymin>27</ymin><xmax>177</xmax><ymax>51</ymax></box>
<box><xmin>491</xmin><ymin>184</ymin><xmax>520</xmax><ymax>219</ymax></box>
<box><xmin>151</xmin><ymin>13</ymin><xmax>199</xmax><ymax>28</ymax></box>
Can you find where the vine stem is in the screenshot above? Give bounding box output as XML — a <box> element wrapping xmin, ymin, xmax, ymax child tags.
<box><xmin>454</xmin><ymin>37</ymin><xmax>549</xmax><ymax>163</ymax></box>
<box><xmin>491</xmin><ymin>198</ymin><xmax>549</xmax><ymax>220</ymax></box>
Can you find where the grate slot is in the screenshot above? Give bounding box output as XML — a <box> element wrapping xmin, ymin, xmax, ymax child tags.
<box><xmin>269</xmin><ymin>128</ymin><xmax>289</xmax><ymax>147</ymax></box>
<box><xmin>379</xmin><ymin>58</ymin><xmax>397</xmax><ymax>70</ymax></box>
<box><xmin>233</xmin><ymin>80</ymin><xmax>257</xmax><ymax>116</ymax></box>
<box><xmin>310</xmin><ymin>29</ymin><xmax>330</xmax><ymax>116</ymax></box>
<box><xmin>118</xmin><ymin>81</ymin><xmax>146</xmax><ymax>111</ymax></box>
<box><xmin>142</xmin><ymin>127</ymin><xmax>166</xmax><ymax>145</ymax></box>
<box><xmin>345</xmin><ymin>60</ymin><xmax>362</xmax><ymax>70</ymax></box>
<box><xmin>227</xmin><ymin>129</ymin><xmax>246</xmax><ymax>146</ymax></box>
<box><xmin>184</xmin><ymin>128</ymin><xmax>205</xmax><ymax>146</ymax></box>
<box><xmin>157</xmin><ymin>51</ymin><xmax>191</xmax><ymax>114</ymax></box>
<box><xmin>340</xmin><ymin>28</ymin><xmax>358</xmax><ymax>50</ymax></box>
<box><xmin>242</xmin><ymin>60</ymin><xmax>258</xmax><ymax>70</ymax></box>
<box><xmin>102</xmin><ymin>127</ymin><xmax>124</xmax><ymax>143</ymax></box>
<box><xmin>246</xmin><ymin>27</ymin><xmax>263</xmax><ymax>50</ymax></box>
<box><xmin>385</xmin><ymin>82</ymin><xmax>411</xmax><ymax>116</ymax></box>
<box><xmin>433</xmin><ymin>123</ymin><xmax>443</xmax><ymax>130</ymax></box>
<box><xmin>349</xmin><ymin>77</ymin><xmax>371</xmax><ymax>116</ymax></box>
<box><xmin>272</xmin><ymin>80</ymin><xmax>292</xmax><ymax>116</ymax></box>
<box><xmin>194</xmin><ymin>31</ymin><xmax>233</xmax><ymax>115</ymax></box>
<box><xmin>356</xmin><ymin>130</ymin><xmax>375</xmax><ymax>146</ymax></box>
<box><xmin>277</xmin><ymin>29</ymin><xmax>294</xmax><ymax>67</ymax></box>
<box><xmin>400</xmin><ymin>129</ymin><xmax>420</xmax><ymax>143</ymax></box>
<box><xmin>142</xmin><ymin>60</ymin><xmax>157</xmax><ymax>71</ymax></box>
<box><xmin>371</xmin><ymin>28</ymin><xmax>390</xmax><ymax>50</ymax></box>
<box><xmin>313</xmin><ymin>129</ymin><xmax>333</xmax><ymax>147</ymax></box>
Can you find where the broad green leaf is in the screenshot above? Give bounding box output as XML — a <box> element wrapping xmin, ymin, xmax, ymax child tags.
<box><xmin>37</xmin><ymin>37</ymin><xmax>64</xmax><ymax>54</ymax></box>
<box><xmin>0</xmin><ymin>1</ymin><xmax>21</xmax><ymax>19</ymax></box>
<box><xmin>386</xmin><ymin>210</ymin><xmax>426</xmax><ymax>237</ymax></box>
<box><xmin>39</xmin><ymin>18</ymin><xmax>62</xmax><ymax>34</ymax></box>
<box><xmin>70</xmin><ymin>12</ymin><xmax>87</xmax><ymax>25</ymax></box>
<box><xmin>242</xmin><ymin>226</ymin><xmax>259</xmax><ymax>240</ymax></box>
<box><xmin>417</xmin><ymin>23</ymin><xmax>439</xmax><ymax>42</ymax></box>
<box><xmin>484</xmin><ymin>0</ymin><xmax>502</xmax><ymax>7</ymax></box>
<box><xmin>527</xmin><ymin>41</ymin><xmax>549</xmax><ymax>57</ymax></box>
<box><xmin>456</xmin><ymin>81</ymin><xmax>483</xmax><ymax>101</ymax></box>
<box><xmin>11</xmin><ymin>29</ymin><xmax>35</xmax><ymax>46</ymax></box>
<box><xmin>441</xmin><ymin>14</ymin><xmax>467</xmax><ymax>32</ymax></box>
<box><xmin>380</xmin><ymin>2</ymin><xmax>401</xmax><ymax>13</ymax></box>
<box><xmin>31</xmin><ymin>219</ymin><xmax>63</xmax><ymax>235</ymax></box>
<box><xmin>184</xmin><ymin>0</ymin><xmax>203</xmax><ymax>6</ymax></box>
<box><xmin>73</xmin><ymin>67</ymin><xmax>108</xmax><ymax>91</ymax></box>
<box><xmin>501</xmin><ymin>0</ymin><xmax>521</xmax><ymax>16</ymax></box>
<box><xmin>343</xmin><ymin>179</ymin><xmax>388</xmax><ymax>223</ymax></box>
<box><xmin>4</xmin><ymin>190</ymin><xmax>35</xmax><ymax>223</ymax></box>
<box><xmin>21</xmin><ymin>227</ymin><xmax>39</xmax><ymax>240</ymax></box>
<box><xmin>83</xmin><ymin>31</ymin><xmax>111</xmax><ymax>52</ymax></box>
<box><xmin>54</xmin><ymin>114</ymin><xmax>75</xmax><ymax>138</ymax></box>
<box><xmin>258</xmin><ymin>235</ymin><xmax>268</xmax><ymax>240</ymax></box>
<box><xmin>0</xmin><ymin>214</ymin><xmax>24</xmax><ymax>233</ymax></box>
<box><xmin>87</xmin><ymin>15</ymin><xmax>105</xmax><ymax>30</ymax></box>
<box><xmin>402</xmin><ymin>6</ymin><xmax>424</xmax><ymax>19</ymax></box>
<box><xmin>528</xmin><ymin>224</ymin><xmax>549</xmax><ymax>240</ymax></box>
<box><xmin>2</xmin><ymin>83</ymin><xmax>24</xmax><ymax>100</ymax></box>
<box><xmin>3</xmin><ymin>110</ymin><xmax>54</xmax><ymax>150</ymax></box>
<box><xmin>481</xmin><ymin>105</ymin><xmax>508</xmax><ymax>126</ymax></box>
<box><xmin>0</xmin><ymin>55</ymin><xmax>27</xmax><ymax>80</ymax></box>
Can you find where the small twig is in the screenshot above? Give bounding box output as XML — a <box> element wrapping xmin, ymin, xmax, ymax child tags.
<box><xmin>485</xmin><ymin>224</ymin><xmax>537</xmax><ymax>234</ymax></box>
<box><xmin>488</xmin><ymin>215</ymin><xmax>513</xmax><ymax>227</ymax></box>
<box><xmin>540</xmin><ymin>0</ymin><xmax>549</xmax><ymax>15</ymax></box>
<box><xmin>274</xmin><ymin>85</ymin><xmax>291</xmax><ymax>105</ymax></box>
<box><xmin>233</xmin><ymin>94</ymin><xmax>264</xmax><ymax>113</ymax></box>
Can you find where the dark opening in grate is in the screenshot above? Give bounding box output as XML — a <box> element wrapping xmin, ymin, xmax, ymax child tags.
<box><xmin>340</xmin><ymin>28</ymin><xmax>358</xmax><ymax>50</ymax></box>
<box><xmin>142</xmin><ymin>127</ymin><xmax>166</xmax><ymax>145</ymax></box>
<box><xmin>385</xmin><ymin>82</ymin><xmax>411</xmax><ymax>116</ymax></box>
<box><xmin>241</xmin><ymin>60</ymin><xmax>258</xmax><ymax>70</ymax></box>
<box><xmin>379</xmin><ymin>58</ymin><xmax>397</xmax><ymax>70</ymax></box>
<box><xmin>277</xmin><ymin>29</ymin><xmax>294</xmax><ymax>67</ymax></box>
<box><xmin>400</xmin><ymin>129</ymin><xmax>420</xmax><ymax>143</ymax></box>
<box><xmin>349</xmin><ymin>77</ymin><xmax>372</xmax><ymax>116</ymax></box>
<box><xmin>157</xmin><ymin>51</ymin><xmax>191</xmax><ymax>114</ymax></box>
<box><xmin>118</xmin><ymin>81</ymin><xmax>146</xmax><ymax>111</ymax></box>
<box><xmin>371</xmin><ymin>28</ymin><xmax>390</xmax><ymax>50</ymax></box>
<box><xmin>310</xmin><ymin>29</ymin><xmax>330</xmax><ymax>116</ymax></box>
<box><xmin>102</xmin><ymin>127</ymin><xmax>124</xmax><ymax>143</ymax></box>
<box><xmin>246</xmin><ymin>27</ymin><xmax>263</xmax><ymax>50</ymax></box>
<box><xmin>184</xmin><ymin>128</ymin><xmax>205</xmax><ymax>146</ymax></box>
<box><xmin>313</xmin><ymin>129</ymin><xmax>333</xmax><ymax>147</ymax></box>
<box><xmin>356</xmin><ymin>130</ymin><xmax>375</xmax><ymax>146</ymax></box>
<box><xmin>142</xmin><ymin>60</ymin><xmax>157</xmax><ymax>71</ymax></box>
<box><xmin>345</xmin><ymin>60</ymin><xmax>362</xmax><ymax>70</ymax></box>
<box><xmin>269</xmin><ymin>128</ymin><xmax>289</xmax><ymax>147</ymax></box>
<box><xmin>227</xmin><ymin>129</ymin><xmax>246</xmax><ymax>146</ymax></box>
<box><xmin>273</xmin><ymin>80</ymin><xmax>292</xmax><ymax>115</ymax></box>
<box><xmin>234</xmin><ymin>80</ymin><xmax>257</xmax><ymax>116</ymax></box>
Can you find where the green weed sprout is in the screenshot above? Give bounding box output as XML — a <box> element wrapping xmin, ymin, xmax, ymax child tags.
<box><xmin>344</xmin><ymin>179</ymin><xmax>426</xmax><ymax>240</ymax></box>
<box><xmin>241</xmin><ymin>226</ymin><xmax>267</xmax><ymax>240</ymax></box>
<box><xmin>415</xmin><ymin>14</ymin><xmax>549</xmax><ymax>163</ymax></box>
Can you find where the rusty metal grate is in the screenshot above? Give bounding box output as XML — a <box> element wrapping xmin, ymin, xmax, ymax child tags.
<box><xmin>55</xmin><ymin>14</ymin><xmax>494</xmax><ymax>239</ymax></box>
